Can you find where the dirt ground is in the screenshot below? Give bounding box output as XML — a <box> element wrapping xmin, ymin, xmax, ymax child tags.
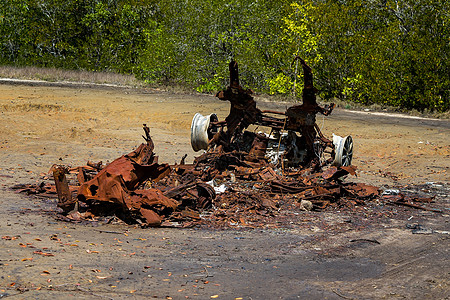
<box><xmin>0</xmin><ymin>81</ymin><xmax>449</xmax><ymax>299</ymax></box>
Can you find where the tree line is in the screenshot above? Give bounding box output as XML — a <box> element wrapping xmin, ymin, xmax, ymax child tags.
<box><xmin>1</xmin><ymin>0</ymin><xmax>448</xmax><ymax>112</ymax></box>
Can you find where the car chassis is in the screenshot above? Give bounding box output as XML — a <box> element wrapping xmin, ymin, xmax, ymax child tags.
<box><xmin>191</xmin><ymin>58</ymin><xmax>353</xmax><ymax>170</ymax></box>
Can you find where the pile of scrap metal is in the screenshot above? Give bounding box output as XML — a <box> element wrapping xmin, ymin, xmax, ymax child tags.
<box><xmin>12</xmin><ymin>60</ymin><xmax>438</xmax><ymax>227</ymax></box>
<box><xmin>43</xmin><ymin>126</ymin><xmax>375</xmax><ymax>228</ymax></box>
<box><xmin>50</xmin><ymin>126</ymin><xmax>177</xmax><ymax>226</ymax></box>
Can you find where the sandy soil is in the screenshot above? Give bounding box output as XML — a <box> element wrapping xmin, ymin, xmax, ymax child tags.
<box><xmin>0</xmin><ymin>81</ymin><xmax>449</xmax><ymax>299</ymax></box>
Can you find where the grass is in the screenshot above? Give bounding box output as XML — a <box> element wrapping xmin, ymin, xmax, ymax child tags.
<box><xmin>0</xmin><ymin>65</ymin><xmax>142</xmax><ymax>87</ymax></box>
<box><xmin>1</xmin><ymin>103</ymin><xmax>63</xmax><ymax>112</ymax></box>
<box><xmin>0</xmin><ymin>65</ymin><xmax>200</xmax><ymax>95</ymax></box>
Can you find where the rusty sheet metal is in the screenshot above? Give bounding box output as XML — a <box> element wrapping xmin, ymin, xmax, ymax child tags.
<box><xmin>344</xmin><ymin>182</ymin><xmax>379</xmax><ymax>198</ymax></box>
<box><xmin>129</xmin><ymin>189</ymin><xmax>178</xmax><ymax>226</ymax></box>
<box><xmin>258</xmin><ymin>167</ymin><xmax>280</xmax><ymax>181</ymax></box>
<box><xmin>50</xmin><ymin>164</ymin><xmax>76</xmax><ymax>212</ymax></box>
<box><xmin>76</xmin><ymin>138</ymin><xmax>173</xmax><ymax>226</ymax></box>
<box><xmin>322</xmin><ymin>165</ymin><xmax>357</xmax><ymax>181</ymax></box>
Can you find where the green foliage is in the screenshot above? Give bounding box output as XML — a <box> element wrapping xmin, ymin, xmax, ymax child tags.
<box><xmin>267</xmin><ymin>73</ymin><xmax>294</xmax><ymax>95</ymax></box>
<box><xmin>196</xmin><ymin>74</ymin><xmax>225</xmax><ymax>93</ymax></box>
<box><xmin>0</xmin><ymin>0</ymin><xmax>448</xmax><ymax>111</ymax></box>
<box><xmin>305</xmin><ymin>0</ymin><xmax>449</xmax><ymax>112</ymax></box>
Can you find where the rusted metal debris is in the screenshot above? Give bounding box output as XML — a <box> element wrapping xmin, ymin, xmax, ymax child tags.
<box><xmin>75</xmin><ymin>125</ymin><xmax>174</xmax><ymax>226</ymax></box>
<box><xmin>13</xmin><ymin>124</ymin><xmax>440</xmax><ymax>228</ymax></box>
<box><xmin>12</xmin><ymin>62</ymin><xmax>441</xmax><ymax>228</ymax></box>
<box><xmin>50</xmin><ymin>164</ymin><xmax>76</xmax><ymax>212</ymax></box>
<box><xmin>192</xmin><ymin>59</ymin><xmax>350</xmax><ymax>169</ymax></box>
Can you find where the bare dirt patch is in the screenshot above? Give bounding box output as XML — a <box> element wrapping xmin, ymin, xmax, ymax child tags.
<box><xmin>0</xmin><ymin>82</ymin><xmax>448</xmax><ymax>299</ymax></box>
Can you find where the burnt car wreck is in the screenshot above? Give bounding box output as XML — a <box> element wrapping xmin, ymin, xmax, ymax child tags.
<box><xmin>191</xmin><ymin>58</ymin><xmax>353</xmax><ymax>170</ymax></box>
<box><xmin>13</xmin><ymin>60</ymin><xmax>440</xmax><ymax>228</ymax></box>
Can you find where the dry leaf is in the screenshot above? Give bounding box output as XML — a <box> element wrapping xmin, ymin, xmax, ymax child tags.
<box><xmin>86</xmin><ymin>250</ymin><xmax>99</xmax><ymax>254</ymax></box>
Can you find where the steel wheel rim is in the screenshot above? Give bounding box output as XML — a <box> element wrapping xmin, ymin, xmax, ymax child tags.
<box><xmin>341</xmin><ymin>136</ymin><xmax>353</xmax><ymax>166</ymax></box>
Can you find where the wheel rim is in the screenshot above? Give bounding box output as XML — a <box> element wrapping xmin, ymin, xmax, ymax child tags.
<box><xmin>341</xmin><ymin>136</ymin><xmax>353</xmax><ymax>166</ymax></box>
<box><xmin>332</xmin><ymin>134</ymin><xmax>353</xmax><ymax>167</ymax></box>
<box><xmin>191</xmin><ymin>113</ymin><xmax>217</xmax><ymax>151</ymax></box>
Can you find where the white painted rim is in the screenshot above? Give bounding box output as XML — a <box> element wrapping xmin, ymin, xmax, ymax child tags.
<box><xmin>190</xmin><ymin>113</ymin><xmax>217</xmax><ymax>151</ymax></box>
